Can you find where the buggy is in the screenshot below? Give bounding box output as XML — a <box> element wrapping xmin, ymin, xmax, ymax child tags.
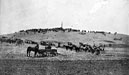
<box><xmin>38</xmin><ymin>45</ymin><xmax>58</xmax><ymax>57</ymax></box>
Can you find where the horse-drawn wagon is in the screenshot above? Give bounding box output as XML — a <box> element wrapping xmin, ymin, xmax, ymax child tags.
<box><xmin>38</xmin><ymin>45</ymin><xmax>58</xmax><ymax>57</ymax></box>
<box><xmin>38</xmin><ymin>49</ymin><xmax>58</xmax><ymax>57</ymax></box>
<box><xmin>27</xmin><ymin>44</ymin><xmax>58</xmax><ymax>57</ymax></box>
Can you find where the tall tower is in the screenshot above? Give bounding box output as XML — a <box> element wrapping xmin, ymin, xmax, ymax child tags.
<box><xmin>61</xmin><ymin>21</ymin><xmax>63</xmax><ymax>28</ymax></box>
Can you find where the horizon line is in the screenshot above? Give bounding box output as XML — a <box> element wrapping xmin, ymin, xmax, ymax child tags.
<box><xmin>0</xmin><ymin>27</ymin><xmax>128</xmax><ymax>36</ymax></box>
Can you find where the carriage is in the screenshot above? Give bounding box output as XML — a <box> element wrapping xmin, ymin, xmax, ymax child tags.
<box><xmin>38</xmin><ymin>45</ymin><xmax>58</xmax><ymax>57</ymax></box>
<box><xmin>38</xmin><ymin>49</ymin><xmax>58</xmax><ymax>57</ymax></box>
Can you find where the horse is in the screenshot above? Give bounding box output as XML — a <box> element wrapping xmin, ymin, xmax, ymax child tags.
<box><xmin>85</xmin><ymin>45</ymin><xmax>95</xmax><ymax>54</ymax></box>
<box><xmin>63</xmin><ymin>45</ymin><xmax>73</xmax><ymax>51</ymax></box>
<box><xmin>74</xmin><ymin>46</ymin><xmax>80</xmax><ymax>52</ymax></box>
<box><xmin>63</xmin><ymin>42</ymin><xmax>75</xmax><ymax>51</ymax></box>
<box><xmin>27</xmin><ymin>44</ymin><xmax>39</xmax><ymax>57</ymax></box>
<box><xmin>93</xmin><ymin>45</ymin><xmax>105</xmax><ymax>55</ymax></box>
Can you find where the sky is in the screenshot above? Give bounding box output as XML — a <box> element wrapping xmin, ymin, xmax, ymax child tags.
<box><xmin>0</xmin><ymin>0</ymin><xmax>129</xmax><ymax>35</ymax></box>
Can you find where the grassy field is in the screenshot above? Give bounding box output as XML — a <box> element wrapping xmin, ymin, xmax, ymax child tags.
<box><xmin>0</xmin><ymin>59</ymin><xmax>129</xmax><ymax>75</ymax></box>
<box><xmin>0</xmin><ymin>29</ymin><xmax>129</xmax><ymax>75</ymax></box>
<box><xmin>0</xmin><ymin>42</ymin><xmax>129</xmax><ymax>75</ymax></box>
<box><xmin>0</xmin><ymin>43</ymin><xmax>129</xmax><ymax>60</ymax></box>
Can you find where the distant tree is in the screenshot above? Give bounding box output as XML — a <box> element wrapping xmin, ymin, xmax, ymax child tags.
<box><xmin>82</xmin><ymin>30</ymin><xmax>86</xmax><ymax>32</ymax></box>
<box><xmin>2</xmin><ymin>36</ymin><xmax>7</xmax><ymax>38</ymax></box>
<box><xmin>109</xmin><ymin>44</ymin><xmax>112</xmax><ymax>47</ymax></box>
<box><xmin>114</xmin><ymin>32</ymin><xmax>117</xmax><ymax>35</ymax></box>
<box><xmin>95</xmin><ymin>31</ymin><xmax>106</xmax><ymax>36</ymax></box>
<box><xmin>108</xmin><ymin>32</ymin><xmax>111</xmax><ymax>34</ymax></box>
<box><xmin>19</xmin><ymin>30</ymin><xmax>24</xmax><ymax>32</ymax></box>
<box><xmin>114</xmin><ymin>38</ymin><xmax>122</xmax><ymax>41</ymax></box>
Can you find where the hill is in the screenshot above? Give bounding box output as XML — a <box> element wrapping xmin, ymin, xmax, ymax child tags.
<box><xmin>0</xmin><ymin>27</ymin><xmax>129</xmax><ymax>60</ymax></box>
<box><xmin>1</xmin><ymin>27</ymin><xmax>129</xmax><ymax>46</ymax></box>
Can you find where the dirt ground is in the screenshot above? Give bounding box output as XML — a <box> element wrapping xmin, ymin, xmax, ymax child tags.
<box><xmin>0</xmin><ymin>59</ymin><xmax>129</xmax><ymax>75</ymax></box>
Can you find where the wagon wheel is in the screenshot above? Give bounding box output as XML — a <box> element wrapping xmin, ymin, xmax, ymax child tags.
<box><xmin>46</xmin><ymin>52</ymin><xmax>49</xmax><ymax>57</ymax></box>
<box><xmin>52</xmin><ymin>52</ymin><xmax>56</xmax><ymax>57</ymax></box>
<box><xmin>49</xmin><ymin>52</ymin><xmax>53</xmax><ymax>57</ymax></box>
<box><xmin>47</xmin><ymin>52</ymin><xmax>51</xmax><ymax>57</ymax></box>
<box><xmin>42</xmin><ymin>52</ymin><xmax>46</xmax><ymax>57</ymax></box>
<box><xmin>44</xmin><ymin>52</ymin><xmax>47</xmax><ymax>56</ymax></box>
<box><xmin>49</xmin><ymin>52</ymin><xmax>51</xmax><ymax>56</ymax></box>
<box><xmin>51</xmin><ymin>53</ymin><xmax>54</xmax><ymax>57</ymax></box>
<box><xmin>50</xmin><ymin>53</ymin><xmax>54</xmax><ymax>57</ymax></box>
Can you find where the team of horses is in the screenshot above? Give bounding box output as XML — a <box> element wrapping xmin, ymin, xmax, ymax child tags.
<box><xmin>27</xmin><ymin>42</ymin><xmax>105</xmax><ymax>57</ymax></box>
<box><xmin>63</xmin><ymin>42</ymin><xmax>105</xmax><ymax>55</ymax></box>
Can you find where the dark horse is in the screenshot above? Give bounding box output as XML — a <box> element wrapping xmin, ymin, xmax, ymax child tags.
<box><xmin>27</xmin><ymin>44</ymin><xmax>39</xmax><ymax>57</ymax></box>
<box><xmin>64</xmin><ymin>45</ymin><xmax>73</xmax><ymax>51</ymax></box>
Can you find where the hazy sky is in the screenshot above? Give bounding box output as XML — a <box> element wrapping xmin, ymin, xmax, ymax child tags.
<box><xmin>0</xmin><ymin>0</ymin><xmax>129</xmax><ymax>34</ymax></box>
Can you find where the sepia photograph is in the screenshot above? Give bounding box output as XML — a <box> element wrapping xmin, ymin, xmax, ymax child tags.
<box><xmin>0</xmin><ymin>0</ymin><xmax>129</xmax><ymax>75</ymax></box>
